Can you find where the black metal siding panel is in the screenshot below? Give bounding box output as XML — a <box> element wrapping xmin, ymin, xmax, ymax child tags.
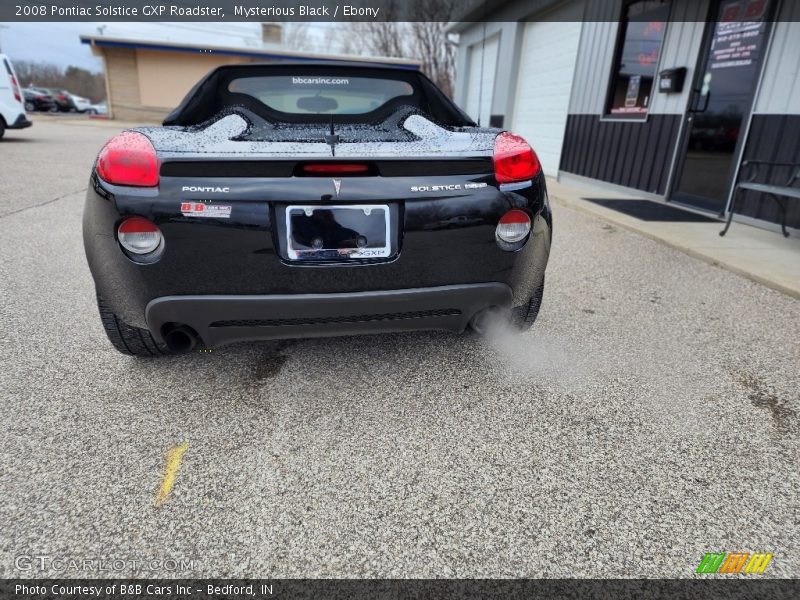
<box><xmin>560</xmin><ymin>114</ymin><xmax>681</xmax><ymax>195</ymax></box>
<box><xmin>631</xmin><ymin>120</ymin><xmax>650</xmax><ymax>189</ymax></box>
<box><xmin>653</xmin><ymin>117</ymin><xmax>672</xmax><ymax>194</ymax></box>
<box><xmin>590</xmin><ymin>116</ymin><xmax>604</xmax><ymax>179</ymax></box>
<box><xmin>610</xmin><ymin>122</ymin><xmax>624</xmax><ymax>183</ymax></box>
<box><xmin>579</xmin><ymin>115</ymin><xmax>593</xmax><ymax>177</ymax></box>
<box><xmin>620</xmin><ymin>123</ymin><xmax>637</xmax><ymax>188</ymax></box>
<box><xmin>607</xmin><ymin>122</ymin><xmax>622</xmax><ymax>183</ymax></box>
<box><xmin>608</xmin><ymin>121</ymin><xmax>622</xmax><ymax>182</ymax></box>
<box><xmin>616</xmin><ymin>123</ymin><xmax>634</xmax><ymax>185</ymax></box>
<box><xmin>737</xmin><ymin>114</ymin><xmax>800</xmax><ymax>229</ymax></box>
<box><xmin>558</xmin><ymin>114</ymin><xmax>575</xmax><ymax>174</ymax></box>
<box><xmin>577</xmin><ymin>114</ymin><xmax>589</xmax><ymax>175</ymax></box>
<box><xmin>579</xmin><ymin>115</ymin><xmax>592</xmax><ymax>178</ymax></box>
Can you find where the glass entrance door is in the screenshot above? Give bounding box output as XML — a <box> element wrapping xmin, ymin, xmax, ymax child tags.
<box><xmin>671</xmin><ymin>0</ymin><xmax>773</xmax><ymax>213</ymax></box>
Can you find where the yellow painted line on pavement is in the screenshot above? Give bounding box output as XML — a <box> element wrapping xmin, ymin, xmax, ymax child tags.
<box><xmin>155</xmin><ymin>442</ymin><xmax>189</xmax><ymax>507</ymax></box>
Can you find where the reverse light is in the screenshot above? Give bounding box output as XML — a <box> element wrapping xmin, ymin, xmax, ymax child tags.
<box><xmin>496</xmin><ymin>209</ymin><xmax>531</xmax><ymax>245</ymax></box>
<box><xmin>118</xmin><ymin>217</ymin><xmax>163</xmax><ymax>255</ymax></box>
<box><xmin>96</xmin><ymin>131</ymin><xmax>159</xmax><ymax>187</ymax></box>
<box><xmin>301</xmin><ymin>163</ymin><xmax>370</xmax><ymax>175</ymax></box>
<box><xmin>493</xmin><ymin>131</ymin><xmax>541</xmax><ymax>184</ymax></box>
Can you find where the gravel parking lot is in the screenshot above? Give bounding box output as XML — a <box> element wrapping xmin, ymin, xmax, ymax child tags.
<box><xmin>0</xmin><ymin>121</ymin><xmax>798</xmax><ymax>578</ymax></box>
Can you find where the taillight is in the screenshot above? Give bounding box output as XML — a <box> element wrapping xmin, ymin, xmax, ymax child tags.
<box><xmin>96</xmin><ymin>131</ymin><xmax>159</xmax><ymax>187</ymax></box>
<box><xmin>301</xmin><ymin>163</ymin><xmax>370</xmax><ymax>175</ymax></box>
<box><xmin>10</xmin><ymin>75</ymin><xmax>21</xmax><ymax>103</ymax></box>
<box><xmin>118</xmin><ymin>217</ymin><xmax>163</xmax><ymax>255</ymax></box>
<box><xmin>493</xmin><ymin>132</ymin><xmax>541</xmax><ymax>184</ymax></box>
<box><xmin>496</xmin><ymin>209</ymin><xmax>531</xmax><ymax>244</ymax></box>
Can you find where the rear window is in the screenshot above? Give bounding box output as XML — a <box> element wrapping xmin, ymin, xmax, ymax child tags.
<box><xmin>3</xmin><ymin>59</ymin><xmax>13</xmax><ymax>75</ymax></box>
<box><xmin>228</xmin><ymin>75</ymin><xmax>415</xmax><ymax>115</ymax></box>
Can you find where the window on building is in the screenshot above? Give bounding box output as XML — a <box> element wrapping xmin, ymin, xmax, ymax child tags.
<box><xmin>606</xmin><ymin>0</ymin><xmax>670</xmax><ymax>116</ymax></box>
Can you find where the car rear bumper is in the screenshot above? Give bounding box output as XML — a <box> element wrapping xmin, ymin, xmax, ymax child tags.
<box><xmin>84</xmin><ymin>172</ymin><xmax>552</xmax><ymax>331</ymax></box>
<box><xmin>8</xmin><ymin>114</ymin><xmax>32</xmax><ymax>129</ymax></box>
<box><xmin>146</xmin><ymin>283</ymin><xmax>512</xmax><ymax>346</ymax></box>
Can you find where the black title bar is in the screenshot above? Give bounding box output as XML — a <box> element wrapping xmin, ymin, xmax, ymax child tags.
<box><xmin>4</xmin><ymin>0</ymin><xmax>800</xmax><ymax>22</ymax></box>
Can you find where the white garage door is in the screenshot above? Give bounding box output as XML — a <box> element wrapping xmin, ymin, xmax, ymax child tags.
<box><xmin>464</xmin><ymin>35</ymin><xmax>499</xmax><ymax>127</ymax></box>
<box><xmin>512</xmin><ymin>21</ymin><xmax>582</xmax><ymax>177</ymax></box>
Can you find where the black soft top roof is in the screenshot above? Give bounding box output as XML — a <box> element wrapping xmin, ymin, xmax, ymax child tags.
<box><xmin>162</xmin><ymin>62</ymin><xmax>475</xmax><ymax>128</ymax></box>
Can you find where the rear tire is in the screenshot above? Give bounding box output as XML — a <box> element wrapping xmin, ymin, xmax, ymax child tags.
<box><xmin>96</xmin><ymin>294</ymin><xmax>168</xmax><ymax>357</ymax></box>
<box><xmin>509</xmin><ymin>278</ymin><xmax>545</xmax><ymax>332</ymax></box>
<box><xmin>0</xmin><ymin>119</ymin><xmax>5</xmax><ymax>140</ymax></box>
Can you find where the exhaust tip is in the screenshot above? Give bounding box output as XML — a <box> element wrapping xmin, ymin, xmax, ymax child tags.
<box><xmin>470</xmin><ymin>306</ymin><xmax>507</xmax><ymax>335</ymax></box>
<box><xmin>163</xmin><ymin>325</ymin><xmax>199</xmax><ymax>354</ymax></box>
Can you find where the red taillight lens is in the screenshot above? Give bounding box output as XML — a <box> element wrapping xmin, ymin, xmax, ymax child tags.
<box><xmin>10</xmin><ymin>76</ymin><xmax>21</xmax><ymax>103</ymax></box>
<box><xmin>118</xmin><ymin>217</ymin><xmax>163</xmax><ymax>255</ymax></box>
<box><xmin>493</xmin><ymin>132</ymin><xmax>541</xmax><ymax>184</ymax></box>
<box><xmin>301</xmin><ymin>163</ymin><xmax>370</xmax><ymax>175</ymax></box>
<box><xmin>96</xmin><ymin>131</ymin><xmax>159</xmax><ymax>187</ymax></box>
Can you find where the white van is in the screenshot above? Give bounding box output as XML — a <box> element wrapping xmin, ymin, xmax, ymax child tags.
<box><xmin>0</xmin><ymin>54</ymin><xmax>32</xmax><ymax>140</ymax></box>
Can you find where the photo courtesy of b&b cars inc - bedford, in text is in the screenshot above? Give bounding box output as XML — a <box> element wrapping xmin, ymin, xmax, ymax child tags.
<box><xmin>0</xmin><ymin>0</ymin><xmax>798</xmax><ymax>598</ymax></box>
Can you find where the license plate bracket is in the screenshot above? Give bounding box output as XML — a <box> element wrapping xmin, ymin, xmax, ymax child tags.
<box><xmin>285</xmin><ymin>205</ymin><xmax>391</xmax><ymax>261</ymax></box>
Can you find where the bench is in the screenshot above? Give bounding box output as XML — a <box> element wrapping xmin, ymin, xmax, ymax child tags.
<box><xmin>720</xmin><ymin>160</ymin><xmax>800</xmax><ymax>238</ymax></box>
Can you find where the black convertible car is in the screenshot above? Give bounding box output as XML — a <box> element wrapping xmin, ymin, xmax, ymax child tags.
<box><xmin>83</xmin><ymin>62</ymin><xmax>551</xmax><ymax>356</ymax></box>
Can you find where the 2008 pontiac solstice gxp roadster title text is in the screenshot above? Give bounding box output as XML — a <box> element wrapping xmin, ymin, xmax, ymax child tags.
<box><xmin>83</xmin><ymin>63</ymin><xmax>551</xmax><ymax>356</ymax></box>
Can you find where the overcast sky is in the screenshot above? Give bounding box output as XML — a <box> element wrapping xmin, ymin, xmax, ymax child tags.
<box><xmin>0</xmin><ymin>22</ymin><xmax>333</xmax><ymax>72</ymax></box>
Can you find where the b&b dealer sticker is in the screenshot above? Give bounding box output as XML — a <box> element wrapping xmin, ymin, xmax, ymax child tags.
<box><xmin>181</xmin><ymin>202</ymin><xmax>232</xmax><ymax>218</ymax></box>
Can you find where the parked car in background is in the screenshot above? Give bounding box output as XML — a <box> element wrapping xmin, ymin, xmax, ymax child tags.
<box><xmin>0</xmin><ymin>54</ymin><xmax>32</xmax><ymax>139</ymax></box>
<box><xmin>23</xmin><ymin>88</ymin><xmax>56</xmax><ymax>112</ymax></box>
<box><xmin>40</xmin><ymin>88</ymin><xmax>76</xmax><ymax>112</ymax></box>
<box><xmin>86</xmin><ymin>101</ymin><xmax>107</xmax><ymax>116</ymax></box>
<box><xmin>69</xmin><ymin>93</ymin><xmax>92</xmax><ymax>113</ymax></box>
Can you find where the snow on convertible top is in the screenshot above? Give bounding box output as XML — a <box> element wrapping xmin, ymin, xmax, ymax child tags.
<box><xmin>139</xmin><ymin>105</ymin><xmax>498</xmax><ymax>159</ymax></box>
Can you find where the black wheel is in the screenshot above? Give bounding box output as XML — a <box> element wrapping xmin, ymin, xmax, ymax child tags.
<box><xmin>0</xmin><ymin>119</ymin><xmax>5</xmax><ymax>140</ymax></box>
<box><xmin>25</xmin><ymin>101</ymin><xmax>35</xmax><ymax>112</ymax></box>
<box><xmin>96</xmin><ymin>294</ymin><xmax>168</xmax><ymax>357</ymax></box>
<box><xmin>509</xmin><ymin>277</ymin><xmax>545</xmax><ymax>332</ymax></box>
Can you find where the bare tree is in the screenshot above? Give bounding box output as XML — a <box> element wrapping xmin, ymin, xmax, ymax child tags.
<box><xmin>282</xmin><ymin>23</ymin><xmax>311</xmax><ymax>50</ymax></box>
<box><xmin>343</xmin><ymin>0</ymin><xmax>458</xmax><ymax>98</ymax></box>
<box><xmin>338</xmin><ymin>24</ymin><xmax>370</xmax><ymax>55</ymax></box>
<box><xmin>410</xmin><ymin>21</ymin><xmax>457</xmax><ymax>97</ymax></box>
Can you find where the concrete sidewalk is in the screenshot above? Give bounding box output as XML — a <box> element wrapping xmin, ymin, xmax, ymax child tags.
<box><xmin>548</xmin><ymin>177</ymin><xmax>800</xmax><ymax>299</ymax></box>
